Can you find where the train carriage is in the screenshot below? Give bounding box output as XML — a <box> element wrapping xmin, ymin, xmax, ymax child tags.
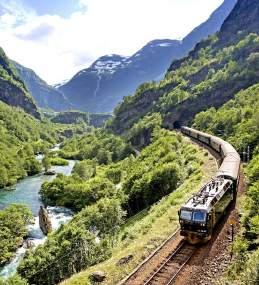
<box><xmin>179</xmin><ymin>126</ymin><xmax>240</xmax><ymax>244</ymax></box>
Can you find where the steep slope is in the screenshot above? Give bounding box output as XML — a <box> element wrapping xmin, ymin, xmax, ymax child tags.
<box><xmin>0</xmin><ymin>48</ymin><xmax>40</xmax><ymax>119</ymax></box>
<box><xmin>58</xmin><ymin>0</ymin><xmax>236</xmax><ymax>113</ymax></box>
<box><xmin>13</xmin><ymin>62</ymin><xmax>72</xmax><ymax>111</ymax></box>
<box><xmin>110</xmin><ymin>0</ymin><xmax>259</xmax><ymax>134</ymax></box>
<box><xmin>51</xmin><ymin>111</ymin><xmax>112</xmax><ymax>128</ymax></box>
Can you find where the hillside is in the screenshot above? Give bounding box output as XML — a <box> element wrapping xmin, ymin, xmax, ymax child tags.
<box><xmin>51</xmin><ymin>111</ymin><xmax>112</xmax><ymax>128</ymax></box>
<box><xmin>58</xmin><ymin>0</ymin><xmax>236</xmax><ymax>113</ymax></box>
<box><xmin>191</xmin><ymin>84</ymin><xmax>259</xmax><ymax>285</ymax></box>
<box><xmin>0</xmin><ymin>48</ymin><xmax>40</xmax><ymax>118</ymax></box>
<box><xmin>109</xmin><ymin>0</ymin><xmax>259</xmax><ymax>134</ymax></box>
<box><xmin>14</xmin><ymin>62</ymin><xmax>71</xmax><ymax>112</ymax></box>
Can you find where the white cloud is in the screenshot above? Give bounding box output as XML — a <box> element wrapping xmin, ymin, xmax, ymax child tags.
<box><xmin>0</xmin><ymin>0</ymin><xmax>224</xmax><ymax>84</ymax></box>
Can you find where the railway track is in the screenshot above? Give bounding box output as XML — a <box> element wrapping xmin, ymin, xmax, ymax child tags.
<box><xmin>142</xmin><ymin>241</ymin><xmax>196</xmax><ymax>285</ymax></box>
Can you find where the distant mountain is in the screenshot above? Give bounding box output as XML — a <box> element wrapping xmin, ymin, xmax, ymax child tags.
<box><xmin>109</xmin><ymin>0</ymin><xmax>259</xmax><ymax>134</ymax></box>
<box><xmin>0</xmin><ymin>47</ymin><xmax>40</xmax><ymax>118</ymax></box>
<box><xmin>58</xmin><ymin>0</ymin><xmax>237</xmax><ymax>113</ymax></box>
<box><xmin>13</xmin><ymin>62</ymin><xmax>72</xmax><ymax>112</ymax></box>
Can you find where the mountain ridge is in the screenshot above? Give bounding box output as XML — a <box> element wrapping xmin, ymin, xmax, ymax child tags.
<box><xmin>13</xmin><ymin>61</ymin><xmax>72</xmax><ymax>112</ymax></box>
<box><xmin>58</xmin><ymin>0</ymin><xmax>237</xmax><ymax>113</ymax></box>
<box><xmin>109</xmin><ymin>0</ymin><xmax>259</xmax><ymax>134</ymax></box>
<box><xmin>0</xmin><ymin>47</ymin><xmax>40</xmax><ymax>119</ymax></box>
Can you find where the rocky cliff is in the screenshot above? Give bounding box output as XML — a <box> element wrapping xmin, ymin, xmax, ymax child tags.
<box><xmin>0</xmin><ymin>48</ymin><xmax>40</xmax><ymax>119</ymax></box>
<box><xmin>51</xmin><ymin>111</ymin><xmax>111</xmax><ymax>128</ymax></box>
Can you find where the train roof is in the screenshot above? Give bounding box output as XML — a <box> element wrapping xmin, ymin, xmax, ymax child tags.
<box><xmin>181</xmin><ymin>177</ymin><xmax>233</xmax><ymax>212</ymax></box>
<box><xmin>216</xmin><ymin>154</ymin><xmax>240</xmax><ymax>179</ymax></box>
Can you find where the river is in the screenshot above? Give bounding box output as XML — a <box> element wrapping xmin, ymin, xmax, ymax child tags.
<box><xmin>0</xmin><ymin>151</ymin><xmax>76</xmax><ymax>278</ymax></box>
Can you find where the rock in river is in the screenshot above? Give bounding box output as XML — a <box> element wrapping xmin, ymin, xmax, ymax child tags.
<box><xmin>39</xmin><ymin>206</ymin><xmax>52</xmax><ymax>235</ymax></box>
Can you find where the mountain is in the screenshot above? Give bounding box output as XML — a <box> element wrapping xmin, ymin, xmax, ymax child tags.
<box><xmin>13</xmin><ymin>62</ymin><xmax>72</xmax><ymax>111</ymax></box>
<box><xmin>58</xmin><ymin>0</ymin><xmax>237</xmax><ymax>113</ymax></box>
<box><xmin>0</xmin><ymin>48</ymin><xmax>40</xmax><ymax>119</ymax></box>
<box><xmin>109</xmin><ymin>0</ymin><xmax>259</xmax><ymax>134</ymax></box>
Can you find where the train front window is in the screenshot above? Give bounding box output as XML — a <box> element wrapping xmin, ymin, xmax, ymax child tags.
<box><xmin>193</xmin><ymin>211</ymin><xmax>206</xmax><ymax>222</ymax></box>
<box><xmin>180</xmin><ymin>210</ymin><xmax>192</xmax><ymax>221</ymax></box>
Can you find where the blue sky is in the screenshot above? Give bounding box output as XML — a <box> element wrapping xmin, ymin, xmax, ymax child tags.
<box><xmin>0</xmin><ymin>0</ymin><xmax>224</xmax><ymax>84</ymax></box>
<box><xmin>19</xmin><ymin>0</ymin><xmax>83</xmax><ymax>18</ymax></box>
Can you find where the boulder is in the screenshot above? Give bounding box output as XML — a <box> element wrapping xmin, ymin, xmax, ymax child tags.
<box><xmin>116</xmin><ymin>254</ymin><xmax>134</xmax><ymax>266</ymax></box>
<box><xmin>44</xmin><ymin>170</ymin><xmax>56</xmax><ymax>176</ymax></box>
<box><xmin>39</xmin><ymin>206</ymin><xmax>52</xmax><ymax>235</ymax></box>
<box><xmin>90</xmin><ymin>271</ymin><xmax>106</xmax><ymax>282</ymax></box>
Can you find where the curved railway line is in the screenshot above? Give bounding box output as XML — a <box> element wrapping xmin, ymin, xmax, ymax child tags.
<box><xmin>120</xmin><ymin>126</ymin><xmax>242</xmax><ymax>285</ymax></box>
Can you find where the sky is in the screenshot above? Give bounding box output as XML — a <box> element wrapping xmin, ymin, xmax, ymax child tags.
<box><xmin>0</xmin><ymin>0</ymin><xmax>224</xmax><ymax>85</ymax></box>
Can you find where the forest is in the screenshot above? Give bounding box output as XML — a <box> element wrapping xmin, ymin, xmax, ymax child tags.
<box><xmin>15</xmin><ymin>128</ymin><xmax>202</xmax><ymax>284</ymax></box>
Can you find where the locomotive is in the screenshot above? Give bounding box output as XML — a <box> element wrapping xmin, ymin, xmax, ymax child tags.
<box><xmin>178</xmin><ymin>127</ymin><xmax>240</xmax><ymax>244</ymax></box>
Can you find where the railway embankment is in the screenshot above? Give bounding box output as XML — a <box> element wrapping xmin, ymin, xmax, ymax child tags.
<box><xmin>60</xmin><ymin>133</ymin><xmax>217</xmax><ymax>285</ymax></box>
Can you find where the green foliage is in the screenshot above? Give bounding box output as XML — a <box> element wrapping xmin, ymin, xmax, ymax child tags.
<box><xmin>59</xmin><ymin>129</ymin><xmax>134</xmax><ymax>163</ymax></box>
<box><xmin>126</xmin><ymin>113</ymin><xmax>162</xmax><ymax>147</ymax></box>
<box><xmin>193</xmin><ymin>84</ymin><xmax>259</xmax><ymax>154</ymax></box>
<box><xmin>72</xmin><ymin>160</ymin><xmax>96</xmax><ymax>180</ymax></box>
<box><xmin>0</xmin><ymin>205</ymin><xmax>33</xmax><ymax>266</ymax></box>
<box><xmin>122</xmin><ymin>129</ymin><xmax>200</xmax><ymax>214</ymax></box>
<box><xmin>193</xmin><ymin>85</ymin><xmax>259</xmax><ymax>284</ymax></box>
<box><xmin>0</xmin><ymin>275</ymin><xmax>28</xmax><ymax>285</ymax></box>
<box><xmin>18</xmin><ymin>199</ymin><xmax>125</xmax><ymax>285</ymax></box>
<box><xmin>50</xmin><ymin>157</ymin><xmax>69</xmax><ymax>166</ymax></box>
<box><xmin>109</xmin><ymin>33</ymin><xmax>259</xmax><ymax>133</ymax></box>
<box><xmin>0</xmin><ymin>101</ymin><xmax>69</xmax><ymax>187</ymax></box>
<box><xmin>40</xmin><ymin>174</ymin><xmax>118</xmax><ymax>211</ymax></box>
<box><xmin>42</xmin><ymin>154</ymin><xmax>51</xmax><ymax>172</ymax></box>
<box><xmin>18</xmin><ymin>129</ymin><xmax>203</xmax><ymax>285</ymax></box>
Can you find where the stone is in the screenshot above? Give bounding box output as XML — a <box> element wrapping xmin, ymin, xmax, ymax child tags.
<box><xmin>39</xmin><ymin>206</ymin><xmax>52</xmax><ymax>235</ymax></box>
<box><xmin>44</xmin><ymin>170</ymin><xmax>56</xmax><ymax>176</ymax></box>
<box><xmin>24</xmin><ymin>239</ymin><xmax>34</xmax><ymax>249</ymax></box>
<box><xmin>116</xmin><ymin>254</ymin><xmax>133</xmax><ymax>266</ymax></box>
<box><xmin>90</xmin><ymin>271</ymin><xmax>106</xmax><ymax>282</ymax></box>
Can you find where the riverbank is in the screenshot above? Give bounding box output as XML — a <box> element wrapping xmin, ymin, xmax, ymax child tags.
<box><xmin>0</xmin><ymin>155</ymin><xmax>76</xmax><ymax>278</ymax></box>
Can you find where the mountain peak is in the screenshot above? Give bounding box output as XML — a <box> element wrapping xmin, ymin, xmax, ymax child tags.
<box><xmin>219</xmin><ymin>0</ymin><xmax>259</xmax><ymax>43</ymax></box>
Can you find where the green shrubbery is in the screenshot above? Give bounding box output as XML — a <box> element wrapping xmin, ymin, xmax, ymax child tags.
<box><xmin>0</xmin><ymin>205</ymin><xmax>33</xmax><ymax>266</ymax></box>
<box><xmin>18</xmin><ymin>198</ymin><xmax>125</xmax><ymax>284</ymax></box>
<box><xmin>192</xmin><ymin>84</ymin><xmax>259</xmax><ymax>284</ymax></box>
<box><xmin>193</xmin><ymin>84</ymin><xmax>259</xmax><ymax>154</ymax></box>
<box><xmin>18</xmin><ymin>129</ymin><xmax>201</xmax><ymax>284</ymax></box>
<box><xmin>59</xmin><ymin>129</ymin><xmax>134</xmax><ymax>163</ymax></box>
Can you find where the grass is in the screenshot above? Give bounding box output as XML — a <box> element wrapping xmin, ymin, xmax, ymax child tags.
<box><xmin>61</xmin><ymin>138</ymin><xmax>217</xmax><ymax>285</ymax></box>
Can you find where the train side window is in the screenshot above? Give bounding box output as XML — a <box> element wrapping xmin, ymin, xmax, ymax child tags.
<box><xmin>193</xmin><ymin>211</ymin><xmax>206</xmax><ymax>222</ymax></box>
<box><xmin>180</xmin><ymin>210</ymin><xmax>192</xmax><ymax>221</ymax></box>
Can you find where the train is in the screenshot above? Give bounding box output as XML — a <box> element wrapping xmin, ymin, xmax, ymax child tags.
<box><xmin>178</xmin><ymin>126</ymin><xmax>240</xmax><ymax>244</ymax></box>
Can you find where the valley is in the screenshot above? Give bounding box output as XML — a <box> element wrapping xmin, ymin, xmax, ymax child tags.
<box><xmin>0</xmin><ymin>0</ymin><xmax>258</xmax><ymax>285</ymax></box>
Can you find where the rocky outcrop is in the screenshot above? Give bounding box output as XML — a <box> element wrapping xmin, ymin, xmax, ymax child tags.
<box><xmin>116</xmin><ymin>254</ymin><xmax>134</xmax><ymax>266</ymax></box>
<box><xmin>51</xmin><ymin>111</ymin><xmax>111</xmax><ymax>128</ymax></box>
<box><xmin>39</xmin><ymin>206</ymin><xmax>52</xmax><ymax>235</ymax></box>
<box><xmin>0</xmin><ymin>47</ymin><xmax>40</xmax><ymax>119</ymax></box>
<box><xmin>90</xmin><ymin>271</ymin><xmax>106</xmax><ymax>282</ymax></box>
<box><xmin>0</xmin><ymin>78</ymin><xmax>40</xmax><ymax>119</ymax></box>
<box><xmin>219</xmin><ymin>0</ymin><xmax>259</xmax><ymax>44</ymax></box>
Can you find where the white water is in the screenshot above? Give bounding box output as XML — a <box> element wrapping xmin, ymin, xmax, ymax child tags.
<box><xmin>0</xmin><ymin>145</ymin><xmax>76</xmax><ymax>278</ymax></box>
<box><xmin>0</xmin><ymin>207</ymin><xmax>74</xmax><ymax>278</ymax></box>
